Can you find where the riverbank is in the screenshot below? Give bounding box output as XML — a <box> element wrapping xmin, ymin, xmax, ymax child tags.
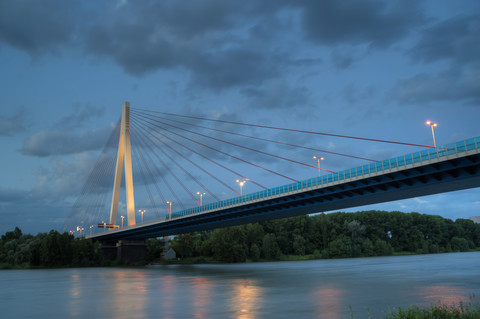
<box><xmin>159</xmin><ymin>248</ymin><xmax>480</xmax><ymax>265</ymax></box>
<box><xmin>385</xmin><ymin>298</ymin><xmax>480</xmax><ymax>319</ymax></box>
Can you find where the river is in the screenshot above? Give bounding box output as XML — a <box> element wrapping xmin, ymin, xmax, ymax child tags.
<box><xmin>0</xmin><ymin>252</ymin><xmax>479</xmax><ymax>318</ymax></box>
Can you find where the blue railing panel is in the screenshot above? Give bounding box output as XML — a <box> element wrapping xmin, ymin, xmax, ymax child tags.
<box><xmin>165</xmin><ymin>136</ymin><xmax>479</xmax><ymax>221</ymax></box>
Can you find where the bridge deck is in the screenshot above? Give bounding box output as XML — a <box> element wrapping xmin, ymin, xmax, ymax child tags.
<box><xmin>89</xmin><ymin>136</ymin><xmax>480</xmax><ymax>241</ymax></box>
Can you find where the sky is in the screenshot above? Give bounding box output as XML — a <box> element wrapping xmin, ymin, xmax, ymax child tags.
<box><xmin>1</xmin><ymin>0</ymin><xmax>479</xmax><ymax>235</ymax></box>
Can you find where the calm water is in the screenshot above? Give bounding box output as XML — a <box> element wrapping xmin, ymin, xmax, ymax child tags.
<box><xmin>1</xmin><ymin>252</ymin><xmax>479</xmax><ymax>318</ymax></box>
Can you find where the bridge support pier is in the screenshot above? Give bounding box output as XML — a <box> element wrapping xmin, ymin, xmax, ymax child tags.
<box><xmin>116</xmin><ymin>240</ymin><xmax>146</xmax><ymax>262</ymax></box>
<box><xmin>100</xmin><ymin>240</ymin><xmax>146</xmax><ymax>262</ymax></box>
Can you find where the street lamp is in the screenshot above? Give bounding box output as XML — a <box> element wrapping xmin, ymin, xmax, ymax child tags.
<box><xmin>236</xmin><ymin>180</ymin><xmax>246</xmax><ymax>196</ymax></box>
<box><xmin>196</xmin><ymin>192</ymin><xmax>206</xmax><ymax>206</ymax></box>
<box><xmin>313</xmin><ymin>155</ymin><xmax>324</xmax><ymax>176</ymax></box>
<box><xmin>425</xmin><ymin>121</ymin><xmax>438</xmax><ymax>148</ymax></box>
<box><xmin>90</xmin><ymin>225</ymin><xmax>94</xmax><ymax>235</ymax></box>
<box><xmin>138</xmin><ymin>209</ymin><xmax>146</xmax><ymax>223</ymax></box>
<box><xmin>167</xmin><ymin>201</ymin><xmax>174</xmax><ymax>219</ymax></box>
<box><xmin>121</xmin><ymin>215</ymin><xmax>125</xmax><ymax>228</ymax></box>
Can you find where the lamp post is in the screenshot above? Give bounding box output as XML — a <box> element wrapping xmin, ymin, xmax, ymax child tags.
<box><xmin>196</xmin><ymin>192</ymin><xmax>206</xmax><ymax>206</ymax></box>
<box><xmin>425</xmin><ymin>121</ymin><xmax>438</xmax><ymax>148</ymax></box>
<box><xmin>90</xmin><ymin>225</ymin><xmax>94</xmax><ymax>235</ymax></box>
<box><xmin>167</xmin><ymin>201</ymin><xmax>174</xmax><ymax>219</ymax></box>
<box><xmin>313</xmin><ymin>155</ymin><xmax>324</xmax><ymax>176</ymax></box>
<box><xmin>121</xmin><ymin>215</ymin><xmax>125</xmax><ymax>228</ymax></box>
<box><xmin>138</xmin><ymin>209</ymin><xmax>146</xmax><ymax>223</ymax></box>
<box><xmin>236</xmin><ymin>180</ymin><xmax>246</xmax><ymax>196</ymax></box>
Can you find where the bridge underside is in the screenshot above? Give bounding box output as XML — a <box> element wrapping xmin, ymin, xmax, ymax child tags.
<box><xmin>91</xmin><ymin>151</ymin><xmax>480</xmax><ymax>241</ymax></box>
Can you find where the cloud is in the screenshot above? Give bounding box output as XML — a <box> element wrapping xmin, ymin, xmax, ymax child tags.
<box><xmin>0</xmin><ymin>0</ymin><xmax>79</xmax><ymax>56</ymax></box>
<box><xmin>331</xmin><ymin>50</ymin><xmax>359</xmax><ymax>69</ymax></box>
<box><xmin>341</xmin><ymin>83</ymin><xmax>375</xmax><ymax>105</ymax></box>
<box><xmin>393</xmin><ymin>15</ymin><xmax>480</xmax><ymax>106</ymax></box>
<box><xmin>32</xmin><ymin>152</ymin><xmax>114</xmax><ymax>198</ymax></box>
<box><xmin>241</xmin><ymin>79</ymin><xmax>311</xmax><ymax>109</ymax></box>
<box><xmin>409</xmin><ymin>15</ymin><xmax>480</xmax><ymax>65</ymax></box>
<box><xmin>297</xmin><ymin>0</ymin><xmax>426</xmax><ymax>48</ymax></box>
<box><xmin>0</xmin><ymin>187</ymin><xmax>30</xmax><ymax>204</ymax></box>
<box><xmin>55</xmin><ymin>104</ymin><xmax>105</xmax><ymax>130</ymax></box>
<box><xmin>392</xmin><ymin>65</ymin><xmax>480</xmax><ymax>105</ymax></box>
<box><xmin>81</xmin><ymin>1</ymin><xmax>288</xmax><ymax>87</ymax></box>
<box><xmin>0</xmin><ymin>109</ymin><xmax>27</xmax><ymax>136</ymax></box>
<box><xmin>20</xmin><ymin>126</ymin><xmax>112</xmax><ymax>157</ymax></box>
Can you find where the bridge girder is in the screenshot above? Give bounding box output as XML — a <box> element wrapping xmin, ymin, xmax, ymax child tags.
<box><xmin>90</xmin><ymin>150</ymin><xmax>480</xmax><ymax>241</ymax></box>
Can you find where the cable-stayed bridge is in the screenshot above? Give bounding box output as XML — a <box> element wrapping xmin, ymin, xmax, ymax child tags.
<box><xmin>64</xmin><ymin>103</ymin><xmax>480</xmax><ymax>243</ymax></box>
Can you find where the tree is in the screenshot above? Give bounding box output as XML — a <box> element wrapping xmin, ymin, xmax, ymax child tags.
<box><xmin>210</xmin><ymin>226</ymin><xmax>247</xmax><ymax>262</ymax></box>
<box><xmin>293</xmin><ymin>234</ymin><xmax>306</xmax><ymax>255</ymax></box>
<box><xmin>170</xmin><ymin>233</ymin><xmax>196</xmax><ymax>258</ymax></box>
<box><xmin>346</xmin><ymin>220</ymin><xmax>366</xmax><ymax>245</ymax></box>
<box><xmin>249</xmin><ymin>243</ymin><xmax>260</xmax><ymax>261</ymax></box>
<box><xmin>328</xmin><ymin>235</ymin><xmax>352</xmax><ymax>258</ymax></box>
<box><xmin>362</xmin><ymin>238</ymin><xmax>374</xmax><ymax>256</ymax></box>
<box><xmin>262</xmin><ymin>234</ymin><xmax>281</xmax><ymax>260</ymax></box>
<box><xmin>374</xmin><ymin>239</ymin><xmax>392</xmax><ymax>256</ymax></box>
<box><xmin>450</xmin><ymin>237</ymin><xmax>469</xmax><ymax>252</ymax></box>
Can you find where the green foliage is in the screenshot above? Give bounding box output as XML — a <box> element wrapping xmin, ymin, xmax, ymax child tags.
<box><xmin>293</xmin><ymin>234</ymin><xmax>306</xmax><ymax>255</ymax></box>
<box><xmin>210</xmin><ymin>226</ymin><xmax>247</xmax><ymax>262</ymax></box>
<box><xmin>0</xmin><ymin>228</ymin><xmax>105</xmax><ymax>268</ymax></box>
<box><xmin>249</xmin><ymin>243</ymin><xmax>260</xmax><ymax>261</ymax></box>
<box><xmin>2</xmin><ymin>210</ymin><xmax>480</xmax><ymax>266</ymax></box>
<box><xmin>145</xmin><ymin>238</ymin><xmax>164</xmax><ymax>263</ymax></box>
<box><xmin>328</xmin><ymin>235</ymin><xmax>352</xmax><ymax>258</ymax></box>
<box><xmin>262</xmin><ymin>233</ymin><xmax>281</xmax><ymax>259</ymax></box>
<box><xmin>163</xmin><ymin>211</ymin><xmax>480</xmax><ymax>263</ymax></box>
<box><xmin>362</xmin><ymin>238</ymin><xmax>374</xmax><ymax>256</ymax></box>
<box><xmin>386</xmin><ymin>300</ymin><xmax>480</xmax><ymax>318</ymax></box>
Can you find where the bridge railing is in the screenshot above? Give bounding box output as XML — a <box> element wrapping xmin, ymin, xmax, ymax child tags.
<box><xmin>168</xmin><ymin>136</ymin><xmax>479</xmax><ymax>220</ymax></box>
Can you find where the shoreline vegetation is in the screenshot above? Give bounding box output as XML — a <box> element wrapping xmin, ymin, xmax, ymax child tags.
<box><xmin>2</xmin><ymin>210</ymin><xmax>480</xmax><ymax>269</ymax></box>
<box><xmin>384</xmin><ymin>298</ymin><xmax>480</xmax><ymax>319</ymax></box>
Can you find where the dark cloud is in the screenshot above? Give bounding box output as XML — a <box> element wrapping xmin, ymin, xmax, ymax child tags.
<box><xmin>297</xmin><ymin>0</ymin><xmax>426</xmax><ymax>48</ymax></box>
<box><xmin>0</xmin><ymin>187</ymin><xmax>30</xmax><ymax>204</ymax></box>
<box><xmin>56</xmin><ymin>104</ymin><xmax>105</xmax><ymax>130</ymax></box>
<box><xmin>189</xmin><ymin>49</ymin><xmax>282</xmax><ymax>90</ymax></box>
<box><xmin>392</xmin><ymin>66</ymin><xmax>480</xmax><ymax>105</ymax></box>
<box><xmin>0</xmin><ymin>109</ymin><xmax>26</xmax><ymax>136</ymax></box>
<box><xmin>82</xmin><ymin>1</ymin><xmax>288</xmax><ymax>89</ymax></box>
<box><xmin>394</xmin><ymin>15</ymin><xmax>480</xmax><ymax>105</ymax></box>
<box><xmin>331</xmin><ymin>50</ymin><xmax>358</xmax><ymax>69</ymax></box>
<box><xmin>0</xmin><ymin>0</ymin><xmax>79</xmax><ymax>55</ymax></box>
<box><xmin>20</xmin><ymin>127</ymin><xmax>112</xmax><ymax>157</ymax></box>
<box><xmin>341</xmin><ymin>83</ymin><xmax>375</xmax><ymax>105</ymax></box>
<box><xmin>242</xmin><ymin>79</ymin><xmax>310</xmax><ymax>109</ymax></box>
<box><xmin>409</xmin><ymin>15</ymin><xmax>480</xmax><ymax>65</ymax></box>
<box><xmin>31</xmin><ymin>153</ymin><xmax>114</xmax><ymax>198</ymax></box>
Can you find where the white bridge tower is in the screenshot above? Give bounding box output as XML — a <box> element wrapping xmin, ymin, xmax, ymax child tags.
<box><xmin>109</xmin><ymin>102</ymin><xmax>136</xmax><ymax>226</ymax></box>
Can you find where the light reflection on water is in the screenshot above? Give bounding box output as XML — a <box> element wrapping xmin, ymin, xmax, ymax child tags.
<box><xmin>108</xmin><ymin>270</ymin><xmax>148</xmax><ymax>319</ymax></box>
<box><xmin>313</xmin><ymin>284</ymin><xmax>344</xmax><ymax>319</ymax></box>
<box><xmin>192</xmin><ymin>277</ymin><xmax>212</xmax><ymax>319</ymax></box>
<box><xmin>1</xmin><ymin>252</ymin><xmax>479</xmax><ymax>318</ymax></box>
<box><xmin>229</xmin><ymin>279</ymin><xmax>263</xmax><ymax>319</ymax></box>
<box><xmin>417</xmin><ymin>285</ymin><xmax>469</xmax><ymax>306</ymax></box>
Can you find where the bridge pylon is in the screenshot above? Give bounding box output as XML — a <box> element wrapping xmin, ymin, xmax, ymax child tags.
<box><xmin>109</xmin><ymin>102</ymin><xmax>135</xmax><ymax>227</ymax></box>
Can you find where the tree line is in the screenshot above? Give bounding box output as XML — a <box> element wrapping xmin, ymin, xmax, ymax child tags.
<box><xmin>0</xmin><ymin>227</ymin><xmax>163</xmax><ymax>268</ymax></box>
<box><xmin>1</xmin><ymin>210</ymin><xmax>479</xmax><ymax>267</ymax></box>
<box><xmin>169</xmin><ymin>210</ymin><xmax>480</xmax><ymax>262</ymax></box>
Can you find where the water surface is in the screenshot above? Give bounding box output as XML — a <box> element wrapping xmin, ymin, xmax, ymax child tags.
<box><xmin>1</xmin><ymin>252</ymin><xmax>479</xmax><ymax>318</ymax></box>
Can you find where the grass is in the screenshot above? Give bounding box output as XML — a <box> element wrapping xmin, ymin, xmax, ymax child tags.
<box><xmin>385</xmin><ymin>298</ymin><xmax>480</xmax><ymax>319</ymax></box>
